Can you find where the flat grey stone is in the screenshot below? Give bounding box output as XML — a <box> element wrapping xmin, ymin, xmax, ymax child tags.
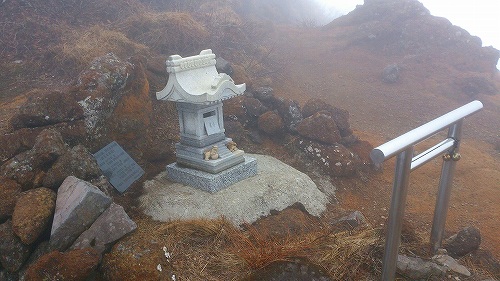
<box><xmin>167</xmin><ymin>155</ymin><xmax>257</xmax><ymax>192</ymax></box>
<box><xmin>140</xmin><ymin>154</ymin><xmax>329</xmax><ymax>225</ymax></box>
<box><xmin>71</xmin><ymin>203</ymin><xmax>137</xmax><ymax>255</ymax></box>
<box><xmin>432</xmin><ymin>254</ymin><xmax>471</xmax><ymax>277</ymax></box>
<box><xmin>336</xmin><ymin>210</ymin><xmax>366</xmax><ymax>229</ymax></box>
<box><xmin>397</xmin><ymin>254</ymin><xmax>446</xmax><ymax>280</ymax></box>
<box><xmin>50</xmin><ymin>176</ymin><xmax>112</xmax><ymax>251</ymax></box>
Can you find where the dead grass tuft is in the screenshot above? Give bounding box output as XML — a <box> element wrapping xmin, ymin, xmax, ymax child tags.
<box><xmin>118</xmin><ymin>11</ymin><xmax>209</xmax><ymax>55</ymax></box>
<box><xmin>52</xmin><ymin>25</ymin><xmax>150</xmax><ymax>73</ymax></box>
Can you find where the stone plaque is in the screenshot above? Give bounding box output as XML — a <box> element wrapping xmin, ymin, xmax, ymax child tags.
<box><xmin>204</xmin><ymin>115</ymin><xmax>220</xmax><ymax>135</ymax></box>
<box><xmin>94</xmin><ymin>141</ymin><xmax>144</xmax><ymax>193</ymax></box>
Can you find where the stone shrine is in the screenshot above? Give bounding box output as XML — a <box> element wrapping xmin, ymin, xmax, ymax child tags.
<box><xmin>157</xmin><ymin>49</ymin><xmax>257</xmax><ymax>192</ymax></box>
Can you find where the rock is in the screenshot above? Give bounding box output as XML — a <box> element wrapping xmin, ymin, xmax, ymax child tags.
<box><xmin>296</xmin><ymin>111</ymin><xmax>342</xmax><ymax>145</ymax></box>
<box><xmin>50</xmin><ymin>176</ymin><xmax>112</xmax><ymax>251</ymax></box>
<box><xmin>215</xmin><ymin>57</ymin><xmax>234</xmax><ymax>76</ymax></box>
<box><xmin>459</xmin><ymin>76</ymin><xmax>498</xmax><ymax>97</ymax></box>
<box><xmin>432</xmin><ymin>254</ymin><xmax>471</xmax><ymax>276</ymax></box>
<box><xmin>252</xmin><ymin>87</ymin><xmax>276</xmax><ymax>107</ymax></box>
<box><xmin>243</xmin><ymin>258</ymin><xmax>332</xmax><ymax>281</ymax></box>
<box><xmin>74</xmin><ymin>53</ymin><xmax>133</xmax><ymax>146</ymax></box>
<box><xmin>244</xmin><ymin>97</ymin><xmax>268</xmax><ymax>118</ymax></box>
<box><xmin>298</xmin><ymin>140</ymin><xmax>359</xmax><ymax>177</ymax></box>
<box><xmin>223</xmin><ymin>96</ymin><xmax>247</xmax><ymax>124</ymax></box>
<box><xmin>336</xmin><ymin>210</ymin><xmax>366</xmax><ymax>229</ymax></box>
<box><xmin>0</xmin><ymin>129</ymin><xmax>68</xmax><ymax>190</ymax></box>
<box><xmin>11</xmin><ymin>188</ymin><xmax>56</xmax><ymax>245</ymax></box>
<box><xmin>382</xmin><ymin>64</ymin><xmax>400</xmax><ymax>83</ymax></box>
<box><xmin>301</xmin><ymin>99</ymin><xmax>351</xmax><ymax>135</ymax></box>
<box><xmin>29</xmin><ymin>128</ymin><xmax>68</xmax><ymax>169</ymax></box>
<box><xmin>0</xmin><ymin>178</ymin><xmax>21</xmax><ymax>221</ymax></box>
<box><xmin>0</xmin><ymin>270</ymin><xmax>18</xmax><ymax>281</ymax></box>
<box><xmin>71</xmin><ymin>203</ymin><xmax>137</xmax><ymax>256</ymax></box>
<box><xmin>258</xmin><ymin>111</ymin><xmax>284</xmax><ymax>135</ymax></box>
<box><xmin>140</xmin><ymin>154</ymin><xmax>328</xmax><ymax>226</ymax></box>
<box><xmin>224</xmin><ymin>120</ymin><xmax>247</xmax><ymax>144</ymax></box>
<box><xmin>0</xmin><ymin>220</ymin><xmax>31</xmax><ymax>272</ymax></box>
<box><xmin>349</xmin><ymin>140</ymin><xmax>374</xmax><ymax>164</ymax></box>
<box><xmin>43</xmin><ymin>145</ymin><xmax>102</xmax><ymax>190</ymax></box>
<box><xmin>444</xmin><ymin>226</ymin><xmax>481</xmax><ymax>257</ymax></box>
<box><xmin>0</xmin><ymin>128</ymin><xmax>38</xmax><ymax>164</ymax></box>
<box><xmin>1</xmin><ymin>150</ymin><xmax>39</xmax><ymax>190</ymax></box>
<box><xmin>10</xmin><ymin>89</ymin><xmax>84</xmax><ymax>130</ymax></box>
<box><xmin>275</xmin><ymin>98</ymin><xmax>303</xmax><ymax>132</ymax></box>
<box><xmin>467</xmin><ymin>249</ymin><xmax>500</xmax><ymax>277</ymax></box>
<box><xmin>24</xmin><ymin>248</ymin><xmax>99</xmax><ymax>281</ymax></box>
<box><xmin>302</xmin><ymin>98</ymin><xmax>332</xmax><ymax>118</ymax></box>
<box><xmin>397</xmin><ymin>254</ymin><xmax>446</xmax><ymax>280</ymax></box>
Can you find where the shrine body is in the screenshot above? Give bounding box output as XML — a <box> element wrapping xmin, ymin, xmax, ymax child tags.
<box><xmin>157</xmin><ymin>49</ymin><xmax>257</xmax><ymax>192</ymax></box>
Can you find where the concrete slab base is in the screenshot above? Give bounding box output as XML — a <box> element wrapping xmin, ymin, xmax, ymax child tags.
<box><xmin>167</xmin><ymin>156</ymin><xmax>257</xmax><ymax>193</ymax></box>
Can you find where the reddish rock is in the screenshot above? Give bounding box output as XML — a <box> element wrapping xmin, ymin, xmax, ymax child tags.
<box><xmin>0</xmin><ymin>220</ymin><xmax>31</xmax><ymax>272</ymax></box>
<box><xmin>302</xmin><ymin>98</ymin><xmax>351</xmax><ymax>135</ymax></box>
<box><xmin>350</xmin><ymin>140</ymin><xmax>374</xmax><ymax>164</ymax></box>
<box><xmin>25</xmin><ymin>248</ymin><xmax>99</xmax><ymax>281</ymax></box>
<box><xmin>0</xmin><ymin>178</ymin><xmax>21</xmax><ymax>221</ymax></box>
<box><xmin>10</xmin><ymin>89</ymin><xmax>84</xmax><ymax>130</ymax></box>
<box><xmin>298</xmin><ymin>140</ymin><xmax>360</xmax><ymax>177</ymax></box>
<box><xmin>12</xmin><ymin>187</ymin><xmax>56</xmax><ymax>245</ymax></box>
<box><xmin>1</xmin><ymin>129</ymin><xmax>68</xmax><ymax>190</ymax></box>
<box><xmin>0</xmin><ymin>129</ymin><xmax>38</xmax><ymax>164</ymax></box>
<box><xmin>296</xmin><ymin>112</ymin><xmax>341</xmax><ymax>145</ymax></box>
<box><xmin>258</xmin><ymin>111</ymin><xmax>284</xmax><ymax>135</ymax></box>
<box><xmin>30</xmin><ymin>129</ymin><xmax>68</xmax><ymax>169</ymax></box>
<box><xmin>43</xmin><ymin>145</ymin><xmax>102</xmax><ymax>190</ymax></box>
<box><xmin>224</xmin><ymin>120</ymin><xmax>247</xmax><ymax>144</ymax></box>
<box><xmin>302</xmin><ymin>98</ymin><xmax>331</xmax><ymax>118</ymax></box>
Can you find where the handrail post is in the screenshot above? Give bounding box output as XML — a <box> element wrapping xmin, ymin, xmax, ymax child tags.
<box><xmin>381</xmin><ymin>146</ymin><xmax>413</xmax><ymax>280</ymax></box>
<box><xmin>430</xmin><ymin>120</ymin><xmax>463</xmax><ymax>252</ymax></box>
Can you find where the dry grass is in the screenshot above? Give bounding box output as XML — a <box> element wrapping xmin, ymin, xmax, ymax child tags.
<box><xmin>118</xmin><ymin>11</ymin><xmax>208</xmax><ymax>55</ymax></box>
<box><xmin>52</xmin><ymin>25</ymin><xmax>150</xmax><ymax>73</ymax></box>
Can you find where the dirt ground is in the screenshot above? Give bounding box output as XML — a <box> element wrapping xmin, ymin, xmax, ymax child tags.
<box><xmin>269</xmin><ymin>25</ymin><xmax>500</xmax><ymax>258</ymax></box>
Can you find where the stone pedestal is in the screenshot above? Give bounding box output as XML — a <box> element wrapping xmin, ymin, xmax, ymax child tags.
<box><xmin>167</xmin><ymin>156</ymin><xmax>257</xmax><ymax>193</ymax></box>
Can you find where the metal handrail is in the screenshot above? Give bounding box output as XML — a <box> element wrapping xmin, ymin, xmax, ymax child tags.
<box><xmin>370</xmin><ymin>100</ymin><xmax>483</xmax><ymax>280</ymax></box>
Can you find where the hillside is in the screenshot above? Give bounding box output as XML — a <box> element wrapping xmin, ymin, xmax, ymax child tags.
<box><xmin>0</xmin><ymin>0</ymin><xmax>499</xmax><ymax>280</ymax></box>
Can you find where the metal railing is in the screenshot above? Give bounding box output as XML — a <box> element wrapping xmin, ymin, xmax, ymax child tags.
<box><xmin>370</xmin><ymin>100</ymin><xmax>483</xmax><ymax>280</ymax></box>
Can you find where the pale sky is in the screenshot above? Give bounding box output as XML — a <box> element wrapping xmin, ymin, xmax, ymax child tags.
<box><xmin>315</xmin><ymin>0</ymin><xmax>500</xmax><ymax>69</ymax></box>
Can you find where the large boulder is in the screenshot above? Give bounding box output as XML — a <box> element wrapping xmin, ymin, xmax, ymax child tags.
<box><xmin>12</xmin><ymin>187</ymin><xmax>56</xmax><ymax>245</ymax></box>
<box><xmin>43</xmin><ymin>145</ymin><xmax>102</xmax><ymax>190</ymax></box>
<box><xmin>10</xmin><ymin>89</ymin><xmax>84</xmax><ymax>130</ymax></box>
<box><xmin>0</xmin><ymin>178</ymin><xmax>21</xmax><ymax>221</ymax></box>
<box><xmin>444</xmin><ymin>226</ymin><xmax>481</xmax><ymax>257</ymax></box>
<box><xmin>74</xmin><ymin>53</ymin><xmax>152</xmax><ymax>150</ymax></box>
<box><xmin>244</xmin><ymin>97</ymin><xmax>268</xmax><ymax>119</ymax></box>
<box><xmin>24</xmin><ymin>248</ymin><xmax>100</xmax><ymax>281</ymax></box>
<box><xmin>296</xmin><ymin>111</ymin><xmax>342</xmax><ymax>145</ymax></box>
<box><xmin>0</xmin><ymin>220</ymin><xmax>31</xmax><ymax>272</ymax></box>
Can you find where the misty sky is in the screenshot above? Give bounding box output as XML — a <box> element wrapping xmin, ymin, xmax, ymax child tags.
<box><xmin>315</xmin><ymin>0</ymin><xmax>500</xmax><ymax>69</ymax></box>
